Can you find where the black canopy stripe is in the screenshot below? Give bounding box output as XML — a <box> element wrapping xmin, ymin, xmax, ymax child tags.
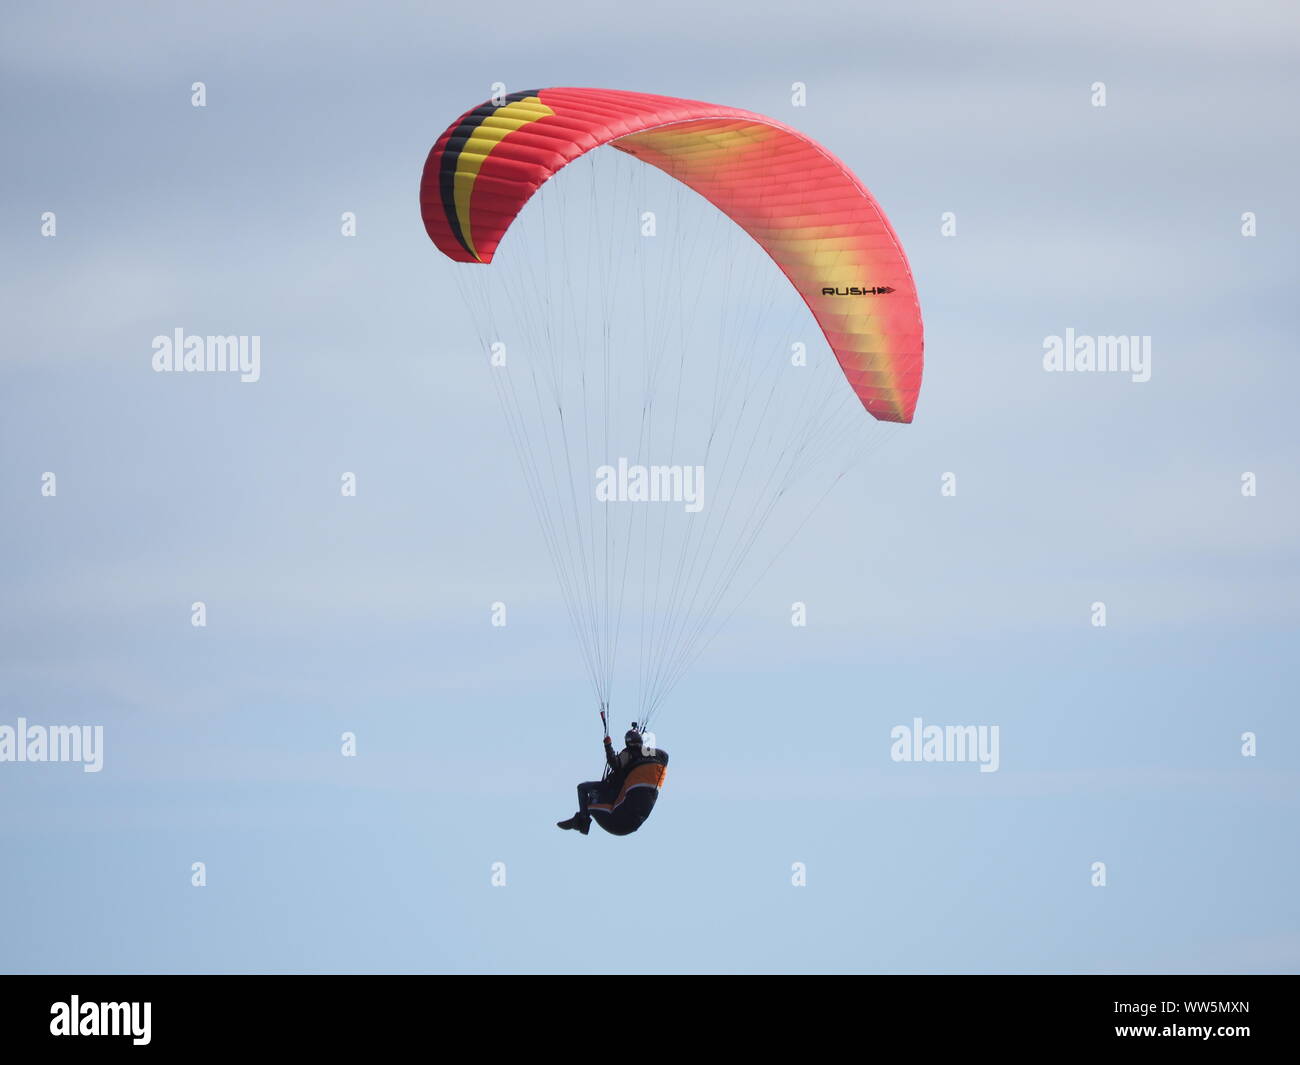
<box><xmin>438</xmin><ymin>89</ymin><xmax>542</xmax><ymax>258</ymax></box>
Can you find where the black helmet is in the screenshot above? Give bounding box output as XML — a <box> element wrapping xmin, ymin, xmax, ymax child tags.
<box><xmin>624</xmin><ymin>726</ymin><xmax>643</xmax><ymax>748</ymax></box>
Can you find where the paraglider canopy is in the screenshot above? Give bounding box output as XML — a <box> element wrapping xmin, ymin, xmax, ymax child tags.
<box><xmin>420</xmin><ymin>86</ymin><xmax>923</xmax><ymax>423</ymax></box>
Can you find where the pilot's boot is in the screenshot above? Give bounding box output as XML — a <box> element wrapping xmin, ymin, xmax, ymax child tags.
<box><xmin>557</xmin><ymin>813</ymin><xmax>590</xmax><ymax>835</ymax></box>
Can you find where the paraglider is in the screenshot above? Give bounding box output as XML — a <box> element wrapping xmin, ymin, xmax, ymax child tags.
<box><xmin>556</xmin><ymin>719</ymin><xmax>669</xmax><ymax>837</ymax></box>
<box><xmin>420</xmin><ymin>87</ymin><xmax>924</xmax><ymax>835</ymax></box>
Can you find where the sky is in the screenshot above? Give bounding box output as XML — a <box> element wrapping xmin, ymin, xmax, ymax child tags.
<box><xmin>1</xmin><ymin>0</ymin><xmax>1297</xmax><ymax>974</ymax></box>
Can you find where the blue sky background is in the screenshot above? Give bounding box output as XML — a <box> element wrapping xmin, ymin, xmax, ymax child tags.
<box><xmin>1</xmin><ymin>0</ymin><xmax>1297</xmax><ymax>973</ymax></box>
